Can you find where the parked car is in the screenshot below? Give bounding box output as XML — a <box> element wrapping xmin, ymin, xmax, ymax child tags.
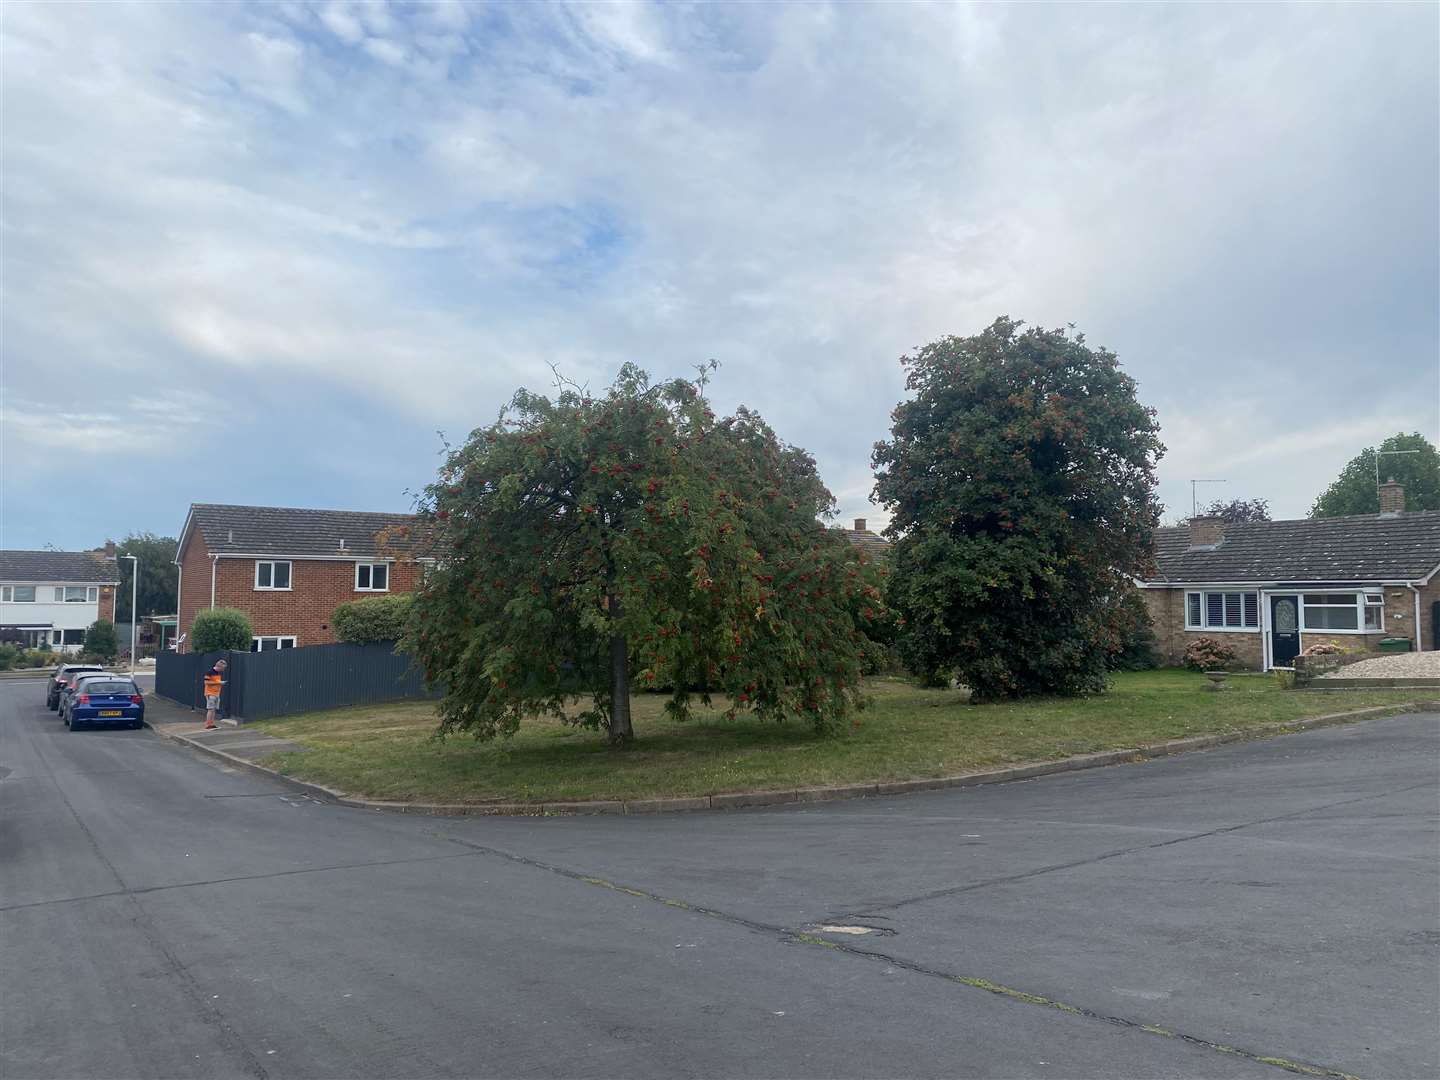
<box><xmin>46</xmin><ymin>664</ymin><xmax>105</xmax><ymax>710</ymax></box>
<box><xmin>62</xmin><ymin>673</ymin><xmax>144</xmax><ymax>730</ymax></box>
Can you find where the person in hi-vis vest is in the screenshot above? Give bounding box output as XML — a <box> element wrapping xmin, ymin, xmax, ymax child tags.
<box><xmin>203</xmin><ymin>659</ymin><xmax>228</xmax><ymax>730</ymax></box>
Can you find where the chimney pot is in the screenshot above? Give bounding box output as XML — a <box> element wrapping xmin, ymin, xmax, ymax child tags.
<box><xmin>103</xmin><ymin>540</ymin><xmax>116</xmax><ymax>560</ymax></box>
<box><xmin>1378</xmin><ymin>479</ymin><xmax>1405</xmax><ymax>516</ymax></box>
<box><xmin>853</xmin><ymin>518</ymin><xmax>867</xmax><ymax>533</ymax></box>
<box><xmin>1188</xmin><ymin>515</ymin><xmax>1225</xmax><ymax>548</ymax></box>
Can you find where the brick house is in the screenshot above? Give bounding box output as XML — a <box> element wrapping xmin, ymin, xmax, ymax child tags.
<box><xmin>0</xmin><ymin>546</ymin><xmax>120</xmax><ymax>651</ymax></box>
<box><xmin>838</xmin><ymin>517</ymin><xmax>890</xmax><ymax>556</ymax></box>
<box><xmin>1137</xmin><ymin>482</ymin><xmax>1440</xmax><ymax>670</ymax></box>
<box><xmin>175</xmin><ymin>504</ymin><xmax>428</xmax><ymax>652</ymax></box>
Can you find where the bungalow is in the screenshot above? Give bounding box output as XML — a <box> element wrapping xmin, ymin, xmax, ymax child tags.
<box><xmin>1138</xmin><ymin>482</ymin><xmax>1440</xmax><ymax>670</ymax></box>
<box><xmin>175</xmin><ymin>504</ymin><xmax>428</xmax><ymax>652</ymax></box>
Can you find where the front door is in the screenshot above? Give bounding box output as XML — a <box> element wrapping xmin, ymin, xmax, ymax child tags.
<box><xmin>1270</xmin><ymin>595</ymin><xmax>1301</xmax><ymax>668</ymax></box>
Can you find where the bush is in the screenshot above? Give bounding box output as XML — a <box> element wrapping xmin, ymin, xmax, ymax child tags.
<box><xmin>332</xmin><ymin>593</ymin><xmax>414</xmax><ymax>645</ymax></box>
<box><xmin>1105</xmin><ymin>593</ymin><xmax>1160</xmax><ymax>671</ymax></box>
<box><xmin>0</xmin><ymin>643</ymin><xmax>19</xmax><ymax>671</ymax></box>
<box><xmin>1182</xmin><ymin>637</ymin><xmax>1238</xmax><ymax>671</ymax></box>
<box><xmin>83</xmin><ymin>619</ymin><xmax>120</xmax><ymax>661</ymax></box>
<box><xmin>191</xmin><ymin>607</ymin><xmax>254</xmax><ymax>653</ymax></box>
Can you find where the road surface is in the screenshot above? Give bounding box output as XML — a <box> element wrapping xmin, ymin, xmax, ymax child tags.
<box><xmin>3</xmin><ymin>678</ymin><xmax>1436</xmax><ymax>1079</ymax></box>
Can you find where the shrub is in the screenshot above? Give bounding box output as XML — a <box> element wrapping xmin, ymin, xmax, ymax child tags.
<box><xmin>0</xmin><ymin>643</ymin><xmax>19</xmax><ymax>671</ymax></box>
<box><xmin>1182</xmin><ymin>636</ymin><xmax>1238</xmax><ymax>671</ymax></box>
<box><xmin>191</xmin><ymin>607</ymin><xmax>254</xmax><ymax>653</ymax></box>
<box><xmin>1105</xmin><ymin>592</ymin><xmax>1160</xmax><ymax>671</ymax></box>
<box><xmin>332</xmin><ymin>593</ymin><xmax>414</xmax><ymax>645</ymax></box>
<box><xmin>83</xmin><ymin>619</ymin><xmax>120</xmax><ymax>661</ymax></box>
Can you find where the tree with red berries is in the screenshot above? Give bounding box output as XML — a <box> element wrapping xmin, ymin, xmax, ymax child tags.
<box><xmin>407</xmin><ymin>364</ymin><xmax>887</xmax><ymax>745</ymax></box>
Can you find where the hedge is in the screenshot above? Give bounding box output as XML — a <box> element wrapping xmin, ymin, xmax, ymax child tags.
<box><xmin>332</xmin><ymin>593</ymin><xmax>414</xmax><ymax>645</ymax></box>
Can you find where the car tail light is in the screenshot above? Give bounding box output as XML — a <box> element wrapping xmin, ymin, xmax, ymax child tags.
<box><xmin>77</xmin><ymin>694</ymin><xmax>90</xmax><ymax>705</ymax></box>
<box><xmin>130</xmin><ymin>695</ymin><xmax>143</xmax><ymax>705</ymax></box>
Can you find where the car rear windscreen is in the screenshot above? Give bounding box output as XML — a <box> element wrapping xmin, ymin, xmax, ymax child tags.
<box><xmin>78</xmin><ymin>681</ymin><xmax>135</xmax><ymax>695</ymax></box>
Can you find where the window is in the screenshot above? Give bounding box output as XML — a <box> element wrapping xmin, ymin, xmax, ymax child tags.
<box><xmin>1364</xmin><ymin>592</ymin><xmax>1384</xmax><ymax>632</ymax></box>
<box><xmin>255</xmin><ymin>561</ymin><xmax>292</xmax><ymax>590</ymax></box>
<box><xmin>1300</xmin><ymin>593</ymin><xmax>1381</xmax><ymax>633</ymax></box>
<box><xmin>1185</xmin><ymin>591</ymin><xmax>1260</xmax><ymax>630</ymax></box>
<box><xmin>56</xmin><ymin>586</ymin><xmax>91</xmax><ymax>603</ymax></box>
<box><xmin>251</xmin><ymin>635</ymin><xmax>297</xmax><ymax>651</ymax></box>
<box><xmin>355</xmin><ymin>562</ymin><xmax>389</xmax><ymax>592</ymax></box>
<box><xmin>51</xmin><ymin>630</ymin><xmax>62</xmax><ymax>646</ymax></box>
<box><xmin>2</xmin><ymin>586</ymin><xmax>36</xmax><ymax>603</ymax></box>
<box><xmin>62</xmin><ymin>628</ymin><xmax>85</xmax><ymax>645</ymax></box>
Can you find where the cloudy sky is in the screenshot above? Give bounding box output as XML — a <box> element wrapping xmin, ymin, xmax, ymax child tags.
<box><xmin>3</xmin><ymin>1</ymin><xmax>1436</xmax><ymax>551</ymax></box>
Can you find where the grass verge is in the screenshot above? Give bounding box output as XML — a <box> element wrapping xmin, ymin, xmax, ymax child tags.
<box><xmin>252</xmin><ymin>670</ymin><xmax>1429</xmax><ymax>804</ymax></box>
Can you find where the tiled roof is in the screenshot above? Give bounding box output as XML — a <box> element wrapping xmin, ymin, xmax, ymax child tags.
<box><xmin>838</xmin><ymin>526</ymin><xmax>891</xmax><ymax>557</ymax></box>
<box><xmin>1142</xmin><ymin>511</ymin><xmax>1440</xmax><ymax>584</ymax></box>
<box><xmin>0</xmin><ymin>550</ymin><xmax>120</xmax><ymax>583</ymax></box>
<box><xmin>185</xmin><ymin>504</ymin><xmax>426</xmax><ymax>560</ymax></box>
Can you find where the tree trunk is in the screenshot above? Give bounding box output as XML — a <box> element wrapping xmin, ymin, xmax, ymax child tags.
<box><xmin>607</xmin><ymin>590</ymin><xmax>633</xmax><ymax>746</ymax></box>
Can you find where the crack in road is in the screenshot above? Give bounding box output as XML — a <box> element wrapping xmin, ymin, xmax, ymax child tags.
<box><xmin>428</xmin><ymin>829</ymin><xmax>1366</xmax><ymax>1080</ymax></box>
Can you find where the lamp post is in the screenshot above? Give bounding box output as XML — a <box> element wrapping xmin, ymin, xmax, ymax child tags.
<box><xmin>122</xmin><ymin>554</ymin><xmax>138</xmax><ymax>671</ymax></box>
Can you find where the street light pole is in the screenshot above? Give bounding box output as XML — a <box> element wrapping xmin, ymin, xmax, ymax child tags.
<box><xmin>122</xmin><ymin>554</ymin><xmax>138</xmax><ymax>671</ymax></box>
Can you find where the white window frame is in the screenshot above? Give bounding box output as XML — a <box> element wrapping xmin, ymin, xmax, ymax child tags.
<box><xmin>1184</xmin><ymin>590</ymin><xmax>1260</xmax><ymax>632</ymax></box>
<box><xmin>1363</xmin><ymin>591</ymin><xmax>1384</xmax><ymax>632</ymax></box>
<box><xmin>1300</xmin><ymin>593</ymin><xmax>1375</xmax><ymax>635</ymax></box>
<box><xmin>57</xmin><ymin>586</ymin><xmax>91</xmax><ymax>603</ymax></box>
<box><xmin>51</xmin><ymin>630</ymin><xmax>63</xmax><ymax>646</ymax></box>
<box><xmin>251</xmin><ymin>635</ymin><xmax>298</xmax><ymax>651</ymax></box>
<box><xmin>88</xmin><ymin>586</ymin><xmax>99</xmax><ymax>602</ymax></box>
<box><xmin>254</xmin><ymin>561</ymin><xmax>293</xmax><ymax>591</ymax></box>
<box><xmin>3</xmin><ymin>585</ymin><xmax>36</xmax><ymax>603</ymax></box>
<box><xmin>354</xmin><ymin>562</ymin><xmax>390</xmax><ymax>592</ymax></box>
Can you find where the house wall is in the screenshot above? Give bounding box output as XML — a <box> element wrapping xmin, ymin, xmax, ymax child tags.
<box><xmin>177</xmin><ymin>528</ymin><xmax>213</xmax><ymax>651</ymax></box>
<box><xmin>1143</xmin><ymin>582</ymin><xmax>1440</xmax><ymax>670</ymax></box>
<box><xmin>1</xmin><ymin>582</ymin><xmax>117</xmax><ymax>651</ymax></box>
<box><xmin>179</xmin><ymin>542</ymin><xmax>423</xmax><ymax>650</ymax></box>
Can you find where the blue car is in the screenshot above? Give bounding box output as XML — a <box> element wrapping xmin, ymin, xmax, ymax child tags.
<box><xmin>63</xmin><ymin>674</ymin><xmax>145</xmax><ymax>730</ymax></box>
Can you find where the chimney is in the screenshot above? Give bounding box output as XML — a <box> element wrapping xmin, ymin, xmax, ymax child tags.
<box><xmin>104</xmin><ymin>540</ymin><xmax>116</xmax><ymax>560</ymax></box>
<box><xmin>1378</xmin><ymin>479</ymin><xmax>1405</xmax><ymax>516</ymax></box>
<box><xmin>1187</xmin><ymin>515</ymin><xmax>1225</xmax><ymax>549</ymax></box>
<box><xmin>853</xmin><ymin>518</ymin><xmax>867</xmax><ymax>533</ymax></box>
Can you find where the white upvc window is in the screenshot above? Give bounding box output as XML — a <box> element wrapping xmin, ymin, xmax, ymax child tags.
<box><xmin>2</xmin><ymin>586</ymin><xmax>36</xmax><ymax>603</ymax></box>
<box><xmin>354</xmin><ymin>562</ymin><xmax>389</xmax><ymax>592</ymax></box>
<box><xmin>254</xmin><ymin>561</ymin><xmax>292</xmax><ymax>590</ymax></box>
<box><xmin>1301</xmin><ymin>593</ymin><xmax>1382</xmax><ymax>634</ymax></box>
<box><xmin>1184</xmin><ymin>591</ymin><xmax>1259</xmax><ymax>631</ymax></box>
<box><xmin>251</xmin><ymin>635</ymin><xmax>297</xmax><ymax>651</ymax></box>
<box><xmin>55</xmin><ymin>586</ymin><xmax>96</xmax><ymax>603</ymax></box>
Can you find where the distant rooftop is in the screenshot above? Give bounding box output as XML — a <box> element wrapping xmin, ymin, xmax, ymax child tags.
<box><xmin>0</xmin><ymin>549</ymin><xmax>120</xmax><ymax>584</ymax></box>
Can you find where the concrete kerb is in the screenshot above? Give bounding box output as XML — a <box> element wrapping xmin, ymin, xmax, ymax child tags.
<box><xmin>145</xmin><ymin>699</ymin><xmax>1439</xmax><ymax>818</ymax></box>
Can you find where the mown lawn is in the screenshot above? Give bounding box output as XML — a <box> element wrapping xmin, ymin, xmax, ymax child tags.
<box><xmin>252</xmin><ymin>670</ymin><xmax>1429</xmax><ymax>804</ymax></box>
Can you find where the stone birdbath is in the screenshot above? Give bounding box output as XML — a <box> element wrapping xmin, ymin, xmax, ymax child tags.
<box><xmin>1203</xmin><ymin>670</ymin><xmax>1229</xmax><ymax>691</ymax></box>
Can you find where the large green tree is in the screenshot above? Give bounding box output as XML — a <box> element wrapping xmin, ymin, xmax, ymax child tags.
<box><xmin>872</xmin><ymin>318</ymin><xmax>1164</xmax><ymax>700</ymax></box>
<box><xmin>407</xmin><ymin>365</ymin><xmax>887</xmax><ymax>745</ymax></box>
<box><xmin>115</xmin><ymin>533</ymin><xmax>179</xmax><ymax>623</ymax></box>
<box><xmin>1310</xmin><ymin>432</ymin><xmax>1440</xmax><ymax>517</ymax></box>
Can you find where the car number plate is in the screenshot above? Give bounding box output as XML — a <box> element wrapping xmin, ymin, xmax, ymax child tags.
<box><xmin>99</xmin><ymin>710</ymin><xmax>123</xmax><ymax>717</ymax></box>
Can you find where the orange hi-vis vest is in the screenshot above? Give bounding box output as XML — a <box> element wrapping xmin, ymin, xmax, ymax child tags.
<box><xmin>204</xmin><ymin>671</ymin><xmax>223</xmax><ymax>697</ymax></box>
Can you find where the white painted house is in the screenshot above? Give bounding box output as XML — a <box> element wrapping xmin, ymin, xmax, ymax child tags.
<box><xmin>0</xmin><ymin>547</ymin><xmax>121</xmax><ymax>652</ymax></box>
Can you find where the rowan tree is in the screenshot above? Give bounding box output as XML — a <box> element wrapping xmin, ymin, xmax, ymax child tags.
<box><xmin>406</xmin><ymin>364</ymin><xmax>887</xmax><ymax>745</ymax></box>
<box><xmin>872</xmin><ymin>318</ymin><xmax>1163</xmax><ymax>699</ymax></box>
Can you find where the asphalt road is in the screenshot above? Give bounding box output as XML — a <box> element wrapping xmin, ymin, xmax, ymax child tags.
<box><xmin>2</xmin><ymin>678</ymin><xmax>1436</xmax><ymax>1080</ymax></box>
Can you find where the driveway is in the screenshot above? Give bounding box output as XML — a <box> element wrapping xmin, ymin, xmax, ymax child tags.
<box><xmin>2</xmin><ymin>678</ymin><xmax>1436</xmax><ymax>1079</ymax></box>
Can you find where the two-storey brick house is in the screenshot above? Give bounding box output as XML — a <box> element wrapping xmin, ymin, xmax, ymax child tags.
<box><xmin>1137</xmin><ymin>482</ymin><xmax>1440</xmax><ymax>670</ymax></box>
<box><xmin>174</xmin><ymin>504</ymin><xmax>428</xmax><ymax>652</ymax></box>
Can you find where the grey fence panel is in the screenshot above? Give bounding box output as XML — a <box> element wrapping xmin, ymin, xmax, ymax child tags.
<box><xmin>155</xmin><ymin>649</ymin><xmax>233</xmax><ymax>712</ymax></box>
<box><xmin>232</xmin><ymin>642</ymin><xmax>435</xmax><ymax>721</ymax></box>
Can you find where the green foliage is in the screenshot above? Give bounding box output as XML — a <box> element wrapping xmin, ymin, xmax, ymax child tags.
<box><xmin>333</xmin><ymin>593</ymin><xmax>414</xmax><ymax>645</ymax></box>
<box><xmin>406</xmin><ymin>363</ymin><xmax>890</xmax><ymax>744</ymax></box>
<box><xmin>0</xmin><ymin>643</ymin><xmax>19</xmax><ymax>671</ymax></box>
<box><xmin>1105</xmin><ymin>592</ymin><xmax>1160</xmax><ymax>671</ymax></box>
<box><xmin>1182</xmin><ymin>636</ymin><xmax>1238</xmax><ymax>671</ymax></box>
<box><xmin>116</xmin><ymin>533</ymin><xmax>179</xmax><ymax>623</ymax></box>
<box><xmin>191</xmin><ymin>607</ymin><xmax>254</xmax><ymax>653</ymax></box>
<box><xmin>1203</xmin><ymin>497</ymin><xmax>1270</xmax><ymax>523</ymax></box>
<box><xmin>83</xmin><ymin>619</ymin><xmax>119</xmax><ymax>660</ymax></box>
<box><xmin>873</xmin><ymin>317</ymin><xmax>1164</xmax><ymax>700</ymax></box>
<box><xmin>1310</xmin><ymin>432</ymin><xmax>1440</xmax><ymax>517</ymax></box>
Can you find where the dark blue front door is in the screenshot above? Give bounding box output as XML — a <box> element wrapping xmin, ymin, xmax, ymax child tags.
<box><xmin>1270</xmin><ymin>595</ymin><xmax>1300</xmax><ymax>667</ymax></box>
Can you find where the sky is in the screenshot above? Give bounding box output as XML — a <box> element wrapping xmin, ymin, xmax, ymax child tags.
<box><xmin>3</xmin><ymin>0</ymin><xmax>1437</xmax><ymax>551</ymax></box>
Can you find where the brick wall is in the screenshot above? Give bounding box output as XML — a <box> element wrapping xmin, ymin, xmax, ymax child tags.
<box><xmin>1141</xmin><ymin>588</ymin><xmax>1266</xmax><ymax>668</ymax></box>
<box><xmin>177</xmin><ymin>528</ymin><xmax>212</xmax><ymax>651</ymax></box>
<box><xmin>178</xmin><ymin>542</ymin><xmax>423</xmax><ymax>651</ymax></box>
